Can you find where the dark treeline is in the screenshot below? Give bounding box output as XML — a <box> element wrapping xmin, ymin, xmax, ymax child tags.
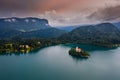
<box><xmin>0</xmin><ymin>37</ymin><xmax>61</xmax><ymax>54</ymax></box>
<box><xmin>0</xmin><ymin>36</ymin><xmax>120</xmax><ymax>55</ymax></box>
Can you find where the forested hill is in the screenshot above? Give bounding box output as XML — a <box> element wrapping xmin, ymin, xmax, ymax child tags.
<box><xmin>59</xmin><ymin>23</ymin><xmax>120</xmax><ymax>46</ymax></box>
<box><xmin>0</xmin><ymin>17</ymin><xmax>66</xmax><ymax>39</ymax></box>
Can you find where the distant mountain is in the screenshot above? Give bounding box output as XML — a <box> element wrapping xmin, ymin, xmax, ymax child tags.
<box><xmin>56</xmin><ymin>25</ymin><xmax>79</xmax><ymax>32</ymax></box>
<box><xmin>59</xmin><ymin>23</ymin><xmax>120</xmax><ymax>46</ymax></box>
<box><xmin>113</xmin><ymin>22</ymin><xmax>120</xmax><ymax>29</ymax></box>
<box><xmin>0</xmin><ymin>17</ymin><xmax>50</xmax><ymax>31</ymax></box>
<box><xmin>0</xmin><ymin>17</ymin><xmax>66</xmax><ymax>39</ymax></box>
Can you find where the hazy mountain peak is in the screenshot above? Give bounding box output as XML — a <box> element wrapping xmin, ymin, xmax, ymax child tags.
<box><xmin>0</xmin><ymin>17</ymin><xmax>51</xmax><ymax>31</ymax></box>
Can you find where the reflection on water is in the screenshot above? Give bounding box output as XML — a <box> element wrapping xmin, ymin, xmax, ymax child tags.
<box><xmin>0</xmin><ymin>44</ymin><xmax>118</xmax><ymax>56</ymax></box>
<box><xmin>69</xmin><ymin>55</ymin><xmax>89</xmax><ymax>61</ymax></box>
<box><xmin>0</xmin><ymin>53</ymin><xmax>28</xmax><ymax>56</ymax></box>
<box><xmin>63</xmin><ymin>44</ymin><xmax>118</xmax><ymax>51</ymax></box>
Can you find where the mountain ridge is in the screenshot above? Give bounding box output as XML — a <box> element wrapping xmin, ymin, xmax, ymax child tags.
<box><xmin>59</xmin><ymin>23</ymin><xmax>120</xmax><ymax>47</ymax></box>
<box><xmin>0</xmin><ymin>17</ymin><xmax>67</xmax><ymax>39</ymax></box>
<box><xmin>1</xmin><ymin>17</ymin><xmax>120</xmax><ymax>47</ymax></box>
<box><xmin>0</xmin><ymin>17</ymin><xmax>50</xmax><ymax>31</ymax></box>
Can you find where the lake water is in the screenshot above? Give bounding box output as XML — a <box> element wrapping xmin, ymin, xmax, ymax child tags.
<box><xmin>0</xmin><ymin>44</ymin><xmax>120</xmax><ymax>80</ymax></box>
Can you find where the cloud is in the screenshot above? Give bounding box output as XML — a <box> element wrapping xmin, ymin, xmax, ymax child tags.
<box><xmin>38</xmin><ymin>10</ymin><xmax>101</xmax><ymax>26</ymax></box>
<box><xmin>88</xmin><ymin>5</ymin><xmax>120</xmax><ymax>22</ymax></box>
<box><xmin>0</xmin><ymin>0</ymin><xmax>120</xmax><ymax>26</ymax></box>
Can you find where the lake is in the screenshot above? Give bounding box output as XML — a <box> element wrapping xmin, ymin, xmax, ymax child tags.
<box><xmin>0</xmin><ymin>44</ymin><xmax>120</xmax><ymax>80</ymax></box>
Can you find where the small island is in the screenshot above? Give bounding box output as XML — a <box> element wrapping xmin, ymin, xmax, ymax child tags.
<box><xmin>69</xmin><ymin>47</ymin><xmax>90</xmax><ymax>58</ymax></box>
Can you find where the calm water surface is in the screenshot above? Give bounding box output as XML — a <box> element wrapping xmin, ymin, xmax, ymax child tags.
<box><xmin>0</xmin><ymin>44</ymin><xmax>120</xmax><ymax>80</ymax></box>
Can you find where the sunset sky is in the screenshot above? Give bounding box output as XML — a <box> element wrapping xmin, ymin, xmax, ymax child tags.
<box><xmin>0</xmin><ymin>0</ymin><xmax>120</xmax><ymax>26</ymax></box>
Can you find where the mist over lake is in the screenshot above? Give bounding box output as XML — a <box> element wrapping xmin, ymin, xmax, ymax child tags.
<box><xmin>0</xmin><ymin>44</ymin><xmax>120</xmax><ymax>80</ymax></box>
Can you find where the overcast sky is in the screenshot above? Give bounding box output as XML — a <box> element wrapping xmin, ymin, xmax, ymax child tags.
<box><xmin>0</xmin><ymin>0</ymin><xmax>120</xmax><ymax>26</ymax></box>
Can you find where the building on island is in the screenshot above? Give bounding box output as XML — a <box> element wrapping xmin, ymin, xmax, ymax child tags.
<box><xmin>75</xmin><ymin>46</ymin><xmax>82</xmax><ymax>52</ymax></box>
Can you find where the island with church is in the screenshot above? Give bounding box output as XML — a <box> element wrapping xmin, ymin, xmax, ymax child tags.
<box><xmin>69</xmin><ymin>47</ymin><xmax>90</xmax><ymax>58</ymax></box>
